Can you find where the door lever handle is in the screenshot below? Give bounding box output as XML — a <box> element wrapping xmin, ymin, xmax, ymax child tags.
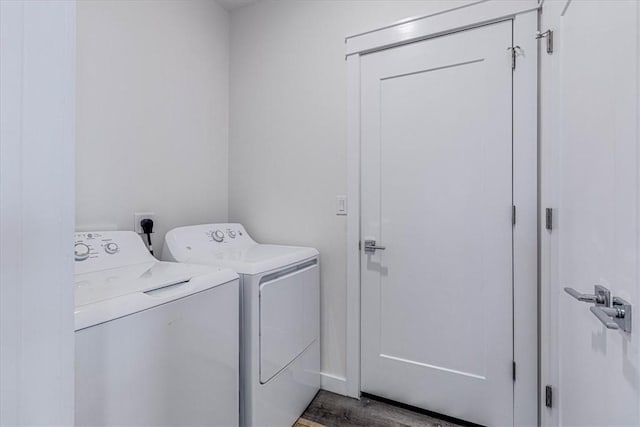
<box><xmin>364</xmin><ymin>239</ymin><xmax>386</xmax><ymax>254</ymax></box>
<box><xmin>589</xmin><ymin>306</ymin><xmax>620</xmax><ymax>330</ymax></box>
<box><xmin>565</xmin><ymin>285</ymin><xmax>632</xmax><ymax>333</ymax></box>
<box><xmin>564</xmin><ymin>287</ymin><xmax>607</xmax><ymax>304</ymax></box>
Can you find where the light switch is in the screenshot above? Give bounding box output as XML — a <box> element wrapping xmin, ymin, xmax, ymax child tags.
<box><xmin>336</xmin><ymin>195</ymin><xmax>347</xmax><ymax>215</ymax></box>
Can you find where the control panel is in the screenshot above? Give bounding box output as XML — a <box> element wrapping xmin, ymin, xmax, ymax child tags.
<box><xmin>205</xmin><ymin>226</ymin><xmax>246</xmax><ymax>244</ymax></box>
<box><xmin>75</xmin><ymin>231</ymin><xmax>154</xmax><ymax>275</ymax></box>
<box><xmin>74</xmin><ymin>232</ymin><xmax>121</xmax><ymax>262</ymax></box>
<box><xmin>163</xmin><ymin>223</ymin><xmax>256</xmax><ymax>262</ymax></box>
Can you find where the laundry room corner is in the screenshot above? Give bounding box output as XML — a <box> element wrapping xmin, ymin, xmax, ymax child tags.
<box><xmin>75</xmin><ymin>0</ymin><xmax>231</xmax><ymax>257</ymax></box>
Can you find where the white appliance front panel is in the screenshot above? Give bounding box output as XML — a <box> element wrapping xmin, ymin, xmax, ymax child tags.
<box><xmin>241</xmin><ymin>270</ymin><xmax>320</xmax><ymax>427</ymax></box>
<box><xmin>75</xmin><ymin>280</ymin><xmax>239</xmax><ymax>427</ymax></box>
<box><xmin>249</xmin><ymin>341</ymin><xmax>320</xmax><ymax>427</ymax></box>
<box><xmin>259</xmin><ymin>261</ymin><xmax>319</xmax><ymax>383</ymax></box>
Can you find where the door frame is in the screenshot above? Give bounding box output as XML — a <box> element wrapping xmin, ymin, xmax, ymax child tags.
<box><xmin>0</xmin><ymin>0</ymin><xmax>76</xmax><ymax>424</ymax></box>
<box><xmin>345</xmin><ymin>2</ymin><xmax>539</xmax><ymax>425</ymax></box>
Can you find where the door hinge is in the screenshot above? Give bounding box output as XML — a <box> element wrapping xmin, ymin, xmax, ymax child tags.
<box><xmin>545</xmin><ymin>208</ymin><xmax>553</xmax><ymax>231</ymax></box>
<box><xmin>512</xmin><ymin>205</ymin><xmax>517</xmax><ymax>225</ymax></box>
<box><xmin>512</xmin><ymin>361</ymin><xmax>516</xmax><ymax>381</ymax></box>
<box><xmin>536</xmin><ymin>29</ymin><xmax>554</xmax><ymax>54</ymax></box>
<box><xmin>545</xmin><ymin>385</ymin><xmax>553</xmax><ymax>408</ymax></box>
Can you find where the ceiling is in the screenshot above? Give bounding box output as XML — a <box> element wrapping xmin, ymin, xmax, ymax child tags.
<box><xmin>216</xmin><ymin>0</ymin><xmax>260</xmax><ymax>11</ymax></box>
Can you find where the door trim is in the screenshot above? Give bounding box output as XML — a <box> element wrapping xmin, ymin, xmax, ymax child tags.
<box><xmin>345</xmin><ymin>2</ymin><xmax>539</xmax><ymax>425</ymax></box>
<box><xmin>0</xmin><ymin>1</ymin><xmax>76</xmax><ymax>423</ymax></box>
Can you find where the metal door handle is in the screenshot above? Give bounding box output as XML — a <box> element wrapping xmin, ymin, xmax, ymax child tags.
<box><xmin>364</xmin><ymin>239</ymin><xmax>386</xmax><ymax>254</ymax></box>
<box><xmin>589</xmin><ymin>306</ymin><xmax>620</xmax><ymax>330</ymax></box>
<box><xmin>564</xmin><ymin>287</ymin><xmax>607</xmax><ymax>304</ymax></box>
<box><xmin>565</xmin><ymin>285</ymin><xmax>632</xmax><ymax>333</ymax></box>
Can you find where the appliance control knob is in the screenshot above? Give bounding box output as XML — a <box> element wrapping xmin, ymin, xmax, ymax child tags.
<box><xmin>104</xmin><ymin>242</ymin><xmax>119</xmax><ymax>254</ymax></box>
<box><xmin>228</xmin><ymin>230</ymin><xmax>236</xmax><ymax>238</ymax></box>
<box><xmin>212</xmin><ymin>230</ymin><xmax>225</xmax><ymax>242</ymax></box>
<box><xmin>75</xmin><ymin>243</ymin><xmax>91</xmax><ymax>261</ymax></box>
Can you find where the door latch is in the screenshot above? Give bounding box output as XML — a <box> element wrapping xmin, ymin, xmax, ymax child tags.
<box><xmin>363</xmin><ymin>239</ymin><xmax>386</xmax><ymax>254</ymax></box>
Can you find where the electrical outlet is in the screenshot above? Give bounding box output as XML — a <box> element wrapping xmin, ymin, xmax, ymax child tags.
<box><xmin>134</xmin><ymin>212</ymin><xmax>155</xmax><ymax>234</ymax></box>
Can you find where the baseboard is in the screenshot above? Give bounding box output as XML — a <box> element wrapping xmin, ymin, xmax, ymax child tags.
<box><xmin>320</xmin><ymin>372</ymin><xmax>350</xmax><ymax>397</ymax></box>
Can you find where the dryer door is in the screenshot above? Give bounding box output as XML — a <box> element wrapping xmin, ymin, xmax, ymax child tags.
<box><xmin>259</xmin><ymin>259</ymin><xmax>319</xmax><ymax>383</ymax></box>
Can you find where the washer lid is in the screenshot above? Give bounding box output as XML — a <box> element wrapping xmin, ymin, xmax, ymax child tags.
<box><xmin>75</xmin><ymin>260</ymin><xmax>236</xmax><ymax>307</ymax></box>
<box><xmin>163</xmin><ymin>223</ymin><xmax>319</xmax><ymax>275</ymax></box>
<box><xmin>74</xmin><ymin>261</ymin><xmax>238</xmax><ymax>331</ymax></box>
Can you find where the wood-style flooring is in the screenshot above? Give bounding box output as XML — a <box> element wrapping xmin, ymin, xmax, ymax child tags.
<box><xmin>295</xmin><ymin>391</ymin><xmax>467</xmax><ymax>427</ymax></box>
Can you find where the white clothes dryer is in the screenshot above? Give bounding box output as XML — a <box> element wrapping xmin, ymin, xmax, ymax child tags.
<box><xmin>74</xmin><ymin>231</ymin><xmax>240</xmax><ymax>426</ymax></box>
<box><xmin>163</xmin><ymin>224</ymin><xmax>320</xmax><ymax>427</ymax></box>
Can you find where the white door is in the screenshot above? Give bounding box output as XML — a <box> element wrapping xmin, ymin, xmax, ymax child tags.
<box><xmin>541</xmin><ymin>1</ymin><xmax>640</xmax><ymax>426</ymax></box>
<box><xmin>361</xmin><ymin>21</ymin><xmax>514</xmax><ymax>426</ymax></box>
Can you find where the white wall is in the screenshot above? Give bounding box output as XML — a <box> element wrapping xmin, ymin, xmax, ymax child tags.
<box><xmin>0</xmin><ymin>1</ymin><xmax>76</xmax><ymax>424</ymax></box>
<box><xmin>229</xmin><ymin>0</ymin><xmax>467</xmax><ymax>392</ymax></box>
<box><xmin>76</xmin><ymin>0</ymin><xmax>230</xmax><ymax>252</ymax></box>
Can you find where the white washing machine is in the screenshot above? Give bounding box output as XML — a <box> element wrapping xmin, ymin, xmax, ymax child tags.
<box><xmin>74</xmin><ymin>231</ymin><xmax>240</xmax><ymax>426</ymax></box>
<box><xmin>162</xmin><ymin>223</ymin><xmax>320</xmax><ymax>427</ymax></box>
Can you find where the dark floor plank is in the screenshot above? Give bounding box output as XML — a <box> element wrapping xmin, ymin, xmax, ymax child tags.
<box><xmin>300</xmin><ymin>390</ymin><xmax>464</xmax><ymax>427</ymax></box>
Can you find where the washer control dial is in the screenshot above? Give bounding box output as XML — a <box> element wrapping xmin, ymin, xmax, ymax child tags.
<box><xmin>228</xmin><ymin>230</ymin><xmax>236</xmax><ymax>238</ymax></box>
<box><xmin>75</xmin><ymin>243</ymin><xmax>91</xmax><ymax>261</ymax></box>
<box><xmin>104</xmin><ymin>242</ymin><xmax>119</xmax><ymax>255</ymax></box>
<box><xmin>212</xmin><ymin>230</ymin><xmax>225</xmax><ymax>242</ymax></box>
